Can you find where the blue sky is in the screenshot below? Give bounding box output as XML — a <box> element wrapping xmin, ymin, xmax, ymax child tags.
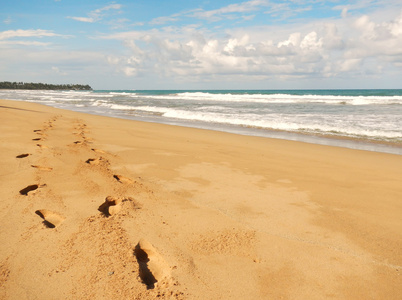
<box><xmin>1</xmin><ymin>0</ymin><xmax>402</xmax><ymax>89</ymax></box>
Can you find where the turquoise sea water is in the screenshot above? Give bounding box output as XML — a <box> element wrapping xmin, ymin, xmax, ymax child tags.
<box><xmin>1</xmin><ymin>89</ymin><xmax>402</xmax><ymax>154</ymax></box>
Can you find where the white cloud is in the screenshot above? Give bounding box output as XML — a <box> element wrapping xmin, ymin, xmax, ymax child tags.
<box><xmin>205</xmin><ymin>0</ymin><xmax>267</xmax><ymax>15</ymax></box>
<box><xmin>0</xmin><ymin>29</ymin><xmax>62</xmax><ymax>40</ymax></box>
<box><xmin>0</xmin><ymin>40</ymin><xmax>51</xmax><ymax>46</ymax></box>
<box><xmin>122</xmin><ymin>66</ymin><xmax>137</xmax><ymax>76</ymax></box>
<box><xmin>148</xmin><ymin>0</ymin><xmax>269</xmax><ymax>25</ymax></box>
<box><xmin>3</xmin><ymin>1</ymin><xmax>401</xmax><ymax>88</ymax></box>
<box><xmin>339</xmin><ymin>58</ymin><xmax>362</xmax><ymax>72</ymax></box>
<box><xmin>192</xmin><ymin>0</ymin><xmax>268</xmax><ymax>21</ymax></box>
<box><xmin>97</xmin><ymin>8</ymin><xmax>402</xmax><ymax>84</ymax></box>
<box><xmin>68</xmin><ymin>3</ymin><xmax>122</xmax><ymax>23</ymax></box>
<box><xmin>150</xmin><ymin>16</ymin><xmax>180</xmax><ymax>25</ymax></box>
<box><xmin>96</xmin><ymin>4</ymin><xmax>122</xmax><ymax>11</ymax></box>
<box><xmin>242</xmin><ymin>15</ymin><xmax>256</xmax><ymax>21</ymax></box>
<box><xmin>69</xmin><ymin>16</ymin><xmax>95</xmax><ymax>23</ymax></box>
<box><xmin>388</xmin><ymin>14</ymin><xmax>402</xmax><ymax>36</ymax></box>
<box><xmin>300</xmin><ymin>32</ymin><xmax>322</xmax><ymax>50</ymax></box>
<box><xmin>0</xmin><ymin>29</ymin><xmax>72</xmax><ymax>49</ymax></box>
<box><xmin>107</xmin><ymin>18</ymin><xmax>135</xmax><ymax>29</ymax></box>
<box><xmin>355</xmin><ymin>15</ymin><xmax>376</xmax><ymax>38</ymax></box>
<box><xmin>278</xmin><ymin>33</ymin><xmax>301</xmax><ymax>47</ymax></box>
<box><xmin>264</xmin><ymin>2</ymin><xmax>312</xmax><ymax>19</ymax></box>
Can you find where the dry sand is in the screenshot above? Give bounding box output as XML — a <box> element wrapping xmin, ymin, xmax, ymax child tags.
<box><xmin>0</xmin><ymin>99</ymin><xmax>401</xmax><ymax>299</ymax></box>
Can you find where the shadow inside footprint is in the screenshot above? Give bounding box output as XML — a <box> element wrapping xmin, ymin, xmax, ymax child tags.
<box><xmin>19</xmin><ymin>184</ymin><xmax>46</xmax><ymax>195</ymax></box>
<box><xmin>98</xmin><ymin>196</ymin><xmax>123</xmax><ymax>217</ymax></box>
<box><xmin>31</xmin><ymin>165</ymin><xmax>53</xmax><ymax>171</ymax></box>
<box><xmin>19</xmin><ymin>184</ymin><xmax>39</xmax><ymax>195</ymax></box>
<box><xmin>91</xmin><ymin>148</ymin><xmax>106</xmax><ymax>154</ymax></box>
<box><xmin>113</xmin><ymin>175</ymin><xmax>134</xmax><ymax>184</ymax></box>
<box><xmin>134</xmin><ymin>239</ymin><xmax>171</xmax><ymax>290</ymax></box>
<box><xmin>35</xmin><ymin>211</ymin><xmax>56</xmax><ymax>228</ymax></box>
<box><xmin>135</xmin><ymin>244</ymin><xmax>157</xmax><ymax>289</ymax></box>
<box><xmin>35</xmin><ymin>209</ymin><xmax>65</xmax><ymax>228</ymax></box>
<box><xmin>86</xmin><ymin>158</ymin><xmax>98</xmax><ymax>164</ymax></box>
<box><xmin>16</xmin><ymin>153</ymin><xmax>31</xmax><ymax>158</ymax></box>
<box><xmin>86</xmin><ymin>157</ymin><xmax>107</xmax><ymax>166</ymax></box>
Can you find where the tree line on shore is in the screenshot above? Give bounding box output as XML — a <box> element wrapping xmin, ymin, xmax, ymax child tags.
<box><xmin>0</xmin><ymin>81</ymin><xmax>92</xmax><ymax>90</ymax></box>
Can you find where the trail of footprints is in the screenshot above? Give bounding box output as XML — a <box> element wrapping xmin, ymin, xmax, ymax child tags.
<box><xmin>15</xmin><ymin>116</ymin><xmax>178</xmax><ymax>294</ymax></box>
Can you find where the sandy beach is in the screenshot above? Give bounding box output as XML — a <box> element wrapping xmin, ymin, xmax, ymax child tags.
<box><xmin>1</xmin><ymin>98</ymin><xmax>401</xmax><ymax>299</ymax></box>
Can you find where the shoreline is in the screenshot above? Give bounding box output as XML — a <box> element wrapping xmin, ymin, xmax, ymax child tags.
<box><xmin>1</xmin><ymin>88</ymin><xmax>401</xmax><ymax>155</ymax></box>
<box><xmin>1</xmin><ymin>98</ymin><xmax>402</xmax><ymax>299</ymax></box>
<box><xmin>10</xmin><ymin>97</ymin><xmax>402</xmax><ymax>156</ymax></box>
<box><xmin>123</xmin><ymin>113</ymin><xmax>402</xmax><ymax>155</ymax></box>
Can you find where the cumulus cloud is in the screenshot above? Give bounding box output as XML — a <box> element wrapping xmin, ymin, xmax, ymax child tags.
<box><xmin>5</xmin><ymin>1</ymin><xmax>400</xmax><ymax>88</ymax></box>
<box><xmin>98</xmin><ymin>9</ymin><xmax>402</xmax><ymax>83</ymax></box>
<box><xmin>68</xmin><ymin>3</ymin><xmax>122</xmax><ymax>23</ymax></box>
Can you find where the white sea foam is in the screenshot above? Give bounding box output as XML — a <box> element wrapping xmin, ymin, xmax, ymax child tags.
<box><xmin>1</xmin><ymin>90</ymin><xmax>401</xmax><ymax>145</ymax></box>
<box><xmin>110</xmin><ymin>104</ymin><xmax>136</xmax><ymax>110</ymax></box>
<box><xmin>129</xmin><ymin>92</ymin><xmax>402</xmax><ymax>106</ymax></box>
<box><xmin>130</xmin><ymin>106</ymin><xmax>402</xmax><ymax>139</ymax></box>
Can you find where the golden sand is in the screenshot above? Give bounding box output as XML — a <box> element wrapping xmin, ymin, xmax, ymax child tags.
<box><xmin>1</xmin><ymin>99</ymin><xmax>401</xmax><ymax>299</ymax></box>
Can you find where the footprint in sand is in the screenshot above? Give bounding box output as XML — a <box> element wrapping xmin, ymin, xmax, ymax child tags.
<box><xmin>113</xmin><ymin>175</ymin><xmax>134</xmax><ymax>184</ymax></box>
<box><xmin>134</xmin><ymin>239</ymin><xmax>171</xmax><ymax>289</ymax></box>
<box><xmin>98</xmin><ymin>196</ymin><xmax>124</xmax><ymax>216</ymax></box>
<box><xmin>16</xmin><ymin>153</ymin><xmax>31</xmax><ymax>158</ymax></box>
<box><xmin>73</xmin><ymin>140</ymin><xmax>92</xmax><ymax>145</ymax></box>
<box><xmin>73</xmin><ymin>123</ymin><xmax>88</xmax><ymax>135</ymax></box>
<box><xmin>19</xmin><ymin>184</ymin><xmax>46</xmax><ymax>196</ymax></box>
<box><xmin>86</xmin><ymin>157</ymin><xmax>109</xmax><ymax>166</ymax></box>
<box><xmin>33</xmin><ymin>130</ymin><xmax>47</xmax><ymax>137</ymax></box>
<box><xmin>86</xmin><ymin>158</ymin><xmax>101</xmax><ymax>165</ymax></box>
<box><xmin>34</xmin><ymin>129</ymin><xmax>46</xmax><ymax>136</ymax></box>
<box><xmin>35</xmin><ymin>209</ymin><xmax>65</xmax><ymax>228</ymax></box>
<box><xmin>83</xmin><ymin>137</ymin><xmax>93</xmax><ymax>142</ymax></box>
<box><xmin>74</xmin><ymin>123</ymin><xmax>87</xmax><ymax>130</ymax></box>
<box><xmin>73</xmin><ymin>131</ymin><xmax>86</xmax><ymax>137</ymax></box>
<box><xmin>36</xmin><ymin>144</ymin><xmax>48</xmax><ymax>149</ymax></box>
<box><xmin>91</xmin><ymin>148</ymin><xmax>106</xmax><ymax>154</ymax></box>
<box><xmin>31</xmin><ymin>165</ymin><xmax>53</xmax><ymax>171</ymax></box>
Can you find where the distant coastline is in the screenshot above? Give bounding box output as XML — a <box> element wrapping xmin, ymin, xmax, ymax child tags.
<box><xmin>0</xmin><ymin>81</ymin><xmax>92</xmax><ymax>91</ymax></box>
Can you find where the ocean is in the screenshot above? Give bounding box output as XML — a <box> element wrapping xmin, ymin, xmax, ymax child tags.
<box><xmin>1</xmin><ymin>89</ymin><xmax>402</xmax><ymax>155</ymax></box>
